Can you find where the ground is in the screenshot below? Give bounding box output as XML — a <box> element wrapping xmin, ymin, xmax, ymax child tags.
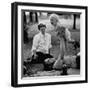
<box><xmin>23</xmin><ymin>15</ymin><xmax>80</xmax><ymax>77</ymax></box>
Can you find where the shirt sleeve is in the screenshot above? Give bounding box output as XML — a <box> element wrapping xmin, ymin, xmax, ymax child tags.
<box><xmin>31</xmin><ymin>35</ymin><xmax>39</xmax><ymax>51</ymax></box>
<box><xmin>45</xmin><ymin>34</ymin><xmax>52</xmax><ymax>52</ymax></box>
<box><xmin>65</xmin><ymin>28</ymin><xmax>71</xmax><ymax>41</ymax></box>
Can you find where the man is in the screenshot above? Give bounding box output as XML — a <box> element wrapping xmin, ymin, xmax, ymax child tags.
<box><xmin>30</xmin><ymin>23</ymin><xmax>55</xmax><ymax>70</ymax></box>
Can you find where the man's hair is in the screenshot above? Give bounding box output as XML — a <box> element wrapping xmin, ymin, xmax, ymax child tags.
<box><xmin>49</xmin><ymin>13</ymin><xmax>59</xmax><ymax>22</ymax></box>
<box><xmin>38</xmin><ymin>23</ymin><xmax>46</xmax><ymax>30</ymax></box>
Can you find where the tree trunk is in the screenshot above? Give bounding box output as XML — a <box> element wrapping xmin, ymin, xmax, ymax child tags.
<box><xmin>23</xmin><ymin>12</ymin><xmax>26</xmax><ymax>24</ymax></box>
<box><xmin>73</xmin><ymin>14</ymin><xmax>77</xmax><ymax>29</ymax></box>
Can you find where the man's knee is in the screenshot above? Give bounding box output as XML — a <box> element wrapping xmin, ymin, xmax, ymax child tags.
<box><xmin>44</xmin><ymin>58</ymin><xmax>56</xmax><ymax>64</ymax></box>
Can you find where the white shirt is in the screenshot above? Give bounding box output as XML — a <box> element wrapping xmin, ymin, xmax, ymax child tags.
<box><xmin>31</xmin><ymin>32</ymin><xmax>52</xmax><ymax>54</ymax></box>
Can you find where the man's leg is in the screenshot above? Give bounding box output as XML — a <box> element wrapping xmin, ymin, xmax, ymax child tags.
<box><xmin>43</xmin><ymin>53</ymin><xmax>55</xmax><ymax>70</ymax></box>
<box><xmin>30</xmin><ymin>52</ymin><xmax>45</xmax><ymax>64</ymax></box>
<box><xmin>30</xmin><ymin>52</ymin><xmax>55</xmax><ymax>70</ymax></box>
<box><xmin>53</xmin><ymin>39</ymin><xmax>65</xmax><ymax>69</ymax></box>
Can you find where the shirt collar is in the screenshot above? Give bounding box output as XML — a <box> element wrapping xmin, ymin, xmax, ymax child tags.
<box><xmin>39</xmin><ymin>32</ymin><xmax>47</xmax><ymax>37</ymax></box>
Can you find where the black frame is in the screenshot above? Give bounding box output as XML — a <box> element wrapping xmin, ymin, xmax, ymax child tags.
<box><xmin>11</xmin><ymin>2</ymin><xmax>88</xmax><ymax>87</ymax></box>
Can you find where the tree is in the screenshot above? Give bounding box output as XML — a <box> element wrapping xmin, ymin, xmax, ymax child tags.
<box><xmin>29</xmin><ymin>12</ymin><xmax>38</xmax><ymax>23</ymax></box>
<box><xmin>73</xmin><ymin>14</ymin><xmax>77</xmax><ymax>29</ymax></box>
<box><xmin>23</xmin><ymin>12</ymin><xmax>26</xmax><ymax>24</ymax></box>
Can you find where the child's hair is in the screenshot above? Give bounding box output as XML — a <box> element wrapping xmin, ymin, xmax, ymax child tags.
<box><xmin>57</xmin><ymin>26</ymin><xmax>65</xmax><ymax>36</ymax></box>
<box><xmin>38</xmin><ymin>23</ymin><xmax>46</xmax><ymax>30</ymax></box>
<box><xmin>57</xmin><ymin>26</ymin><xmax>66</xmax><ymax>40</ymax></box>
<box><xmin>49</xmin><ymin>13</ymin><xmax>59</xmax><ymax>22</ymax></box>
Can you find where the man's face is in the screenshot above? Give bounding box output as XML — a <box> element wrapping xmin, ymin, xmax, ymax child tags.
<box><xmin>40</xmin><ymin>26</ymin><xmax>46</xmax><ymax>35</ymax></box>
<box><xmin>50</xmin><ymin>17</ymin><xmax>57</xmax><ymax>27</ymax></box>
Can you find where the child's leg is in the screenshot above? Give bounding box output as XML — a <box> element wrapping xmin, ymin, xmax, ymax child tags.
<box><xmin>60</xmin><ymin>38</ymin><xmax>65</xmax><ymax>60</ymax></box>
<box><xmin>53</xmin><ymin>39</ymin><xmax>65</xmax><ymax>69</ymax></box>
<box><xmin>43</xmin><ymin>53</ymin><xmax>55</xmax><ymax>70</ymax></box>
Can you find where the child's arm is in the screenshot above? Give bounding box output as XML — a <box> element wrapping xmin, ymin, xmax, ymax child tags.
<box><xmin>65</xmin><ymin>28</ymin><xmax>75</xmax><ymax>43</ymax></box>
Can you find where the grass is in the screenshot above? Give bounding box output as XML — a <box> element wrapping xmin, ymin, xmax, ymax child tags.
<box><xmin>23</xmin><ymin>28</ymin><xmax>80</xmax><ymax>60</ymax></box>
<box><xmin>23</xmin><ymin>16</ymin><xmax>80</xmax><ymax>59</ymax></box>
<box><xmin>22</xmin><ymin>17</ymin><xmax>80</xmax><ymax>77</ymax></box>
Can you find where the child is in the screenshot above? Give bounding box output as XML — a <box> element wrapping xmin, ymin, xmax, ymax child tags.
<box><xmin>49</xmin><ymin>14</ymin><xmax>74</xmax><ymax>69</ymax></box>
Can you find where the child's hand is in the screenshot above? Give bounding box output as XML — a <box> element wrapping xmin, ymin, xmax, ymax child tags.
<box><xmin>68</xmin><ymin>39</ymin><xmax>75</xmax><ymax>43</ymax></box>
<box><xmin>71</xmin><ymin>39</ymin><xmax>75</xmax><ymax>42</ymax></box>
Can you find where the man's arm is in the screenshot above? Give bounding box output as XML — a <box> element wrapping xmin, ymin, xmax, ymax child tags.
<box><xmin>31</xmin><ymin>35</ymin><xmax>39</xmax><ymax>56</ymax></box>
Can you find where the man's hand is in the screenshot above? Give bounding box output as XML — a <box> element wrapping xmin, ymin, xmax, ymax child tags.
<box><xmin>45</xmin><ymin>58</ymin><xmax>56</xmax><ymax>64</ymax></box>
<box><xmin>33</xmin><ymin>54</ymin><xmax>38</xmax><ymax>59</ymax></box>
<box><xmin>32</xmin><ymin>50</ymin><xmax>38</xmax><ymax>59</ymax></box>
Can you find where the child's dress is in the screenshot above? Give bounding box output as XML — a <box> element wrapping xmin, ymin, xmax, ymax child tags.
<box><xmin>53</xmin><ymin>25</ymin><xmax>71</xmax><ymax>69</ymax></box>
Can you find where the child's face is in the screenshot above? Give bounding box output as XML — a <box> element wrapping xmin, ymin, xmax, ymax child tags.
<box><xmin>50</xmin><ymin>17</ymin><xmax>57</xmax><ymax>27</ymax></box>
<box><xmin>40</xmin><ymin>26</ymin><xmax>46</xmax><ymax>35</ymax></box>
